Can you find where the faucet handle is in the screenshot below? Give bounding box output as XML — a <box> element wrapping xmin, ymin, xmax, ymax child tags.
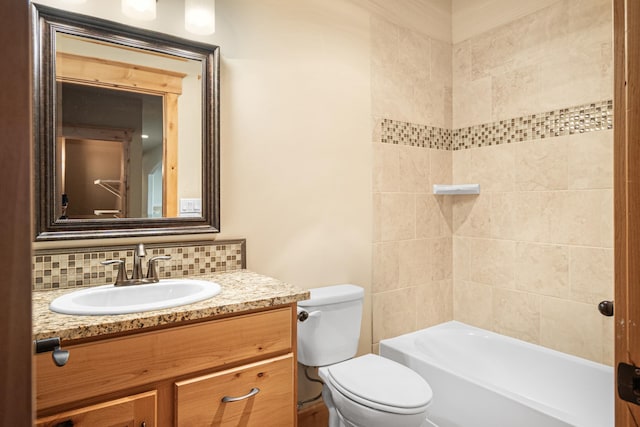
<box><xmin>146</xmin><ymin>255</ymin><xmax>172</xmax><ymax>281</ymax></box>
<box><xmin>101</xmin><ymin>259</ymin><xmax>127</xmax><ymax>285</ymax></box>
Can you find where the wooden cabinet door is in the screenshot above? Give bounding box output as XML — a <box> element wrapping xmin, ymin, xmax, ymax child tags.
<box><xmin>36</xmin><ymin>391</ymin><xmax>156</xmax><ymax>427</ymax></box>
<box><xmin>175</xmin><ymin>354</ymin><xmax>295</xmax><ymax>427</ymax></box>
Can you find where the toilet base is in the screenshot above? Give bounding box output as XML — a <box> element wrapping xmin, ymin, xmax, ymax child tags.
<box><xmin>322</xmin><ymin>383</ymin><xmax>431</xmax><ymax>427</ymax></box>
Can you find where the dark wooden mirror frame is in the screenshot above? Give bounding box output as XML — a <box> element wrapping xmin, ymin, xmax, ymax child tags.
<box><xmin>32</xmin><ymin>4</ymin><xmax>220</xmax><ymax>241</ymax></box>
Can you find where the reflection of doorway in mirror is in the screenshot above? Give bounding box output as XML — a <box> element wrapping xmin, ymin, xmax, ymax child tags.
<box><xmin>147</xmin><ymin>164</ymin><xmax>163</xmax><ymax>218</ymax></box>
<box><xmin>61</xmin><ymin>138</ymin><xmax>125</xmax><ymax>219</ymax></box>
<box><xmin>56</xmin><ymin>51</ymin><xmax>187</xmax><ymax>218</ymax></box>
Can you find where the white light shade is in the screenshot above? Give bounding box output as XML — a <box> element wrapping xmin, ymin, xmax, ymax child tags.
<box><xmin>121</xmin><ymin>0</ymin><xmax>156</xmax><ymax>21</ymax></box>
<box><xmin>185</xmin><ymin>0</ymin><xmax>215</xmax><ymax>35</ymax></box>
<box><xmin>62</xmin><ymin>0</ymin><xmax>87</xmax><ymax>4</ymax></box>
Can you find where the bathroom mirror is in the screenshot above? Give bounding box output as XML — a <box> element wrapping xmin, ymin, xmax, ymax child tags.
<box><xmin>32</xmin><ymin>4</ymin><xmax>220</xmax><ymax>240</ymax></box>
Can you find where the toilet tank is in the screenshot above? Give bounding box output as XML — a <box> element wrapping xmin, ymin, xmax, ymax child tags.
<box><xmin>297</xmin><ymin>284</ymin><xmax>364</xmax><ymax>367</ymax></box>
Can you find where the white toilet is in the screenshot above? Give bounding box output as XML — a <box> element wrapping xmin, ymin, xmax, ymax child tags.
<box><xmin>297</xmin><ymin>284</ymin><xmax>434</xmax><ymax>427</ymax></box>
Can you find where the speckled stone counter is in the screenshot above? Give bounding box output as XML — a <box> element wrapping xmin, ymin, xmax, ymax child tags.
<box><xmin>33</xmin><ymin>270</ymin><xmax>309</xmax><ymax>342</ymax></box>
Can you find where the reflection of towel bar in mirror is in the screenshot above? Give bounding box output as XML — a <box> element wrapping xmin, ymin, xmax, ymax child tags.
<box><xmin>93</xmin><ymin>209</ymin><xmax>122</xmax><ymax>218</ymax></box>
<box><xmin>94</xmin><ymin>179</ymin><xmax>122</xmax><ymax>199</ymax></box>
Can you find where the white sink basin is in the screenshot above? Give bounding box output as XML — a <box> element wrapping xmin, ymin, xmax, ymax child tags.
<box><xmin>49</xmin><ymin>279</ymin><xmax>221</xmax><ymax>315</ymax></box>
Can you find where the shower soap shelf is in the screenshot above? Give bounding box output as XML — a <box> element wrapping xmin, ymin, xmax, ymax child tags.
<box><xmin>433</xmin><ymin>184</ymin><xmax>480</xmax><ymax>195</ymax></box>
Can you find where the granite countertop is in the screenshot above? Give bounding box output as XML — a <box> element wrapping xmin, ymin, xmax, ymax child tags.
<box><xmin>33</xmin><ymin>270</ymin><xmax>309</xmax><ymax>342</ymax></box>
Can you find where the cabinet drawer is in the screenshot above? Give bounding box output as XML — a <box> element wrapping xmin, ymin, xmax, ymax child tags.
<box><xmin>175</xmin><ymin>354</ymin><xmax>295</xmax><ymax>427</ymax></box>
<box><xmin>36</xmin><ymin>307</ymin><xmax>292</xmax><ymax>411</ymax></box>
<box><xmin>36</xmin><ymin>390</ymin><xmax>156</xmax><ymax>427</ymax></box>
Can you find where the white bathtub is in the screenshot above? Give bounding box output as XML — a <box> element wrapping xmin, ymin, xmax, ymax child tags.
<box><xmin>379</xmin><ymin>321</ymin><xmax>613</xmax><ymax>427</ymax></box>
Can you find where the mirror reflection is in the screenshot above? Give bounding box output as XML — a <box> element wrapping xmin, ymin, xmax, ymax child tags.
<box><xmin>33</xmin><ymin>4</ymin><xmax>220</xmax><ymax>240</ymax></box>
<box><xmin>55</xmin><ymin>33</ymin><xmax>203</xmax><ymax>220</ymax></box>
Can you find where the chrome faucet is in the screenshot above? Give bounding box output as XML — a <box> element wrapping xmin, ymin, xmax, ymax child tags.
<box><xmin>101</xmin><ymin>244</ymin><xmax>171</xmax><ymax>286</ymax></box>
<box><xmin>132</xmin><ymin>243</ymin><xmax>146</xmax><ymax>280</ymax></box>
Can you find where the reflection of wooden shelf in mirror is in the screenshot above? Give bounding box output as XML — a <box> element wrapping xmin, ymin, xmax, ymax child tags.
<box><xmin>94</xmin><ymin>179</ymin><xmax>122</xmax><ymax>199</ymax></box>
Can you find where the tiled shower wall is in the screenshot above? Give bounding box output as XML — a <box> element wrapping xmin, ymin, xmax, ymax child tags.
<box><xmin>451</xmin><ymin>0</ymin><xmax>614</xmax><ymax>364</ymax></box>
<box><xmin>372</xmin><ymin>0</ymin><xmax>614</xmax><ymax>364</ymax></box>
<box><xmin>371</xmin><ymin>11</ymin><xmax>454</xmax><ymax>350</ymax></box>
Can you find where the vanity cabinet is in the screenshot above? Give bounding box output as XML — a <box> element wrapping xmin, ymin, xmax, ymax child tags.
<box><xmin>35</xmin><ymin>305</ymin><xmax>297</xmax><ymax>426</ymax></box>
<box><xmin>35</xmin><ymin>391</ymin><xmax>156</xmax><ymax>427</ymax></box>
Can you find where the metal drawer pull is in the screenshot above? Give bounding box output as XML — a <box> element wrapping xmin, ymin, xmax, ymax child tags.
<box><xmin>221</xmin><ymin>387</ymin><xmax>260</xmax><ymax>403</ymax></box>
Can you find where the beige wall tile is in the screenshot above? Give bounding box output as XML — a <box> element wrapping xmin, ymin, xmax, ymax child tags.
<box><xmin>453</xmin><ymin>76</ymin><xmax>492</xmax><ymax>128</ymax></box>
<box><xmin>430</xmin><ymin>237</ymin><xmax>453</xmax><ymax>281</ymax></box>
<box><xmin>372</xmin><ymin>287</ymin><xmax>417</xmax><ymax>343</ymax></box>
<box><xmin>491</xmin><ymin>64</ymin><xmax>539</xmax><ymax>122</ymax></box>
<box><xmin>373</xmin><ymin>143</ymin><xmax>400</xmax><ymax>192</ymax></box>
<box><xmin>452</xmin><ymin>39</ymin><xmax>471</xmax><ymax>85</ymax></box>
<box><xmin>431</xmin><ymin>38</ymin><xmax>453</xmax><ymax>87</ymax></box>
<box><xmin>373</xmin><ymin>192</ymin><xmax>381</xmax><ymax>242</ymax></box>
<box><xmin>469</xmin><ymin>23</ymin><xmax>517</xmax><ymax>80</ymax></box>
<box><xmin>400</xmin><ymin>146</ymin><xmax>430</xmax><ymax>193</ymax></box>
<box><xmin>416</xmin><ymin>280</ymin><xmax>453</xmax><ymax>328</ymax></box>
<box><xmin>536</xmin><ymin>38</ymin><xmax>612</xmax><ymax>112</ymax></box>
<box><xmin>490</xmin><ymin>192</ymin><xmax>547</xmax><ymax>242</ymax></box>
<box><xmin>430</xmin><ymin>148</ymin><xmax>453</xmax><ymax>186</ymax></box>
<box><xmin>372</xmin><ymin>241</ymin><xmax>400</xmax><ymax>293</ymax></box>
<box><xmin>543</xmin><ymin>190</ymin><xmax>612</xmax><ymax>247</ymax></box>
<box><xmin>416</xmin><ymin>195</ymin><xmax>452</xmax><ymax>239</ymax></box>
<box><xmin>453</xmin><ymin>193</ymin><xmax>491</xmax><ymax>238</ymax></box>
<box><xmin>540</xmin><ymin>296</ymin><xmax>604</xmax><ymax>362</ymax></box>
<box><xmin>470</xmin><ymin>144</ymin><xmax>515</xmax><ymax>193</ymax></box>
<box><xmin>398</xmin><ymin>239</ymin><xmax>430</xmax><ymax>287</ymax></box>
<box><xmin>380</xmin><ymin>193</ymin><xmax>416</xmax><ymax>241</ymax></box>
<box><xmin>602</xmin><ymin>318</ymin><xmax>614</xmax><ymax>365</ymax></box>
<box><xmin>453</xmin><ymin>280</ymin><xmax>493</xmax><ymax>330</ymax></box>
<box><xmin>568</xmin><ymin>130</ymin><xmax>614</xmax><ymax>190</ymax></box>
<box><xmin>600</xmin><ymin>189</ymin><xmax>613</xmax><ymax>249</ymax></box>
<box><xmin>493</xmin><ymin>288</ymin><xmax>540</xmax><ymax>344</ymax></box>
<box><xmin>414</xmin><ymin>82</ymin><xmax>448</xmax><ymax>129</ymax></box>
<box><xmin>453</xmin><ymin>236</ymin><xmax>470</xmax><ymax>282</ymax></box>
<box><xmin>371</xmin><ymin>15</ymin><xmax>399</xmax><ymax>69</ymax></box>
<box><xmin>515</xmin><ymin>242</ymin><xmax>569</xmax><ymax>298</ymax></box>
<box><xmin>469</xmin><ymin>238</ymin><xmax>516</xmax><ymax>288</ymax></box>
<box><xmin>398</xmin><ymin>26</ymin><xmax>431</xmax><ymax>83</ymax></box>
<box><xmin>569</xmin><ymin>246</ymin><xmax>613</xmax><ymax>304</ymax></box>
<box><xmin>515</xmin><ymin>137</ymin><xmax>569</xmax><ymax>191</ymax></box>
<box><xmin>452</xmin><ymin>147</ymin><xmax>471</xmax><ymax>183</ymax></box>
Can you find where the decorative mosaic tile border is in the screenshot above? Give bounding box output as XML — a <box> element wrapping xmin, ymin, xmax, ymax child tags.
<box><xmin>33</xmin><ymin>239</ymin><xmax>246</xmax><ymax>291</ymax></box>
<box><xmin>380</xmin><ymin>119</ymin><xmax>452</xmax><ymax>150</ymax></box>
<box><xmin>452</xmin><ymin>100</ymin><xmax>613</xmax><ymax>150</ymax></box>
<box><xmin>380</xmin><ymin>99</ymin><xmax>613</xmax><ymax>150</ymax></box>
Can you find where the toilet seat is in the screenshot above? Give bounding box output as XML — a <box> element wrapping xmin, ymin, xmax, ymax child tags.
<box><xmin>322</xmin><ymin>354</ymin><xmax>433</xmax><ymax>415</ymax></box>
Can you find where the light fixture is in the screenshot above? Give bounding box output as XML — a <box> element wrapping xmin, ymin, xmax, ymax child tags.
<box><xmin>121</xmin><ymin>0</ymin><xmax>156</xmax><ymax>21</ymax></box>
<box><xmin>141</xmin><ymin>134</ymin><xmax>149</xmax><ymax>139</ymax></box>
<box><xmin>62</xmin><ymin>0</ymin><xmax>87</xmax><ymax>4</ymax></box>
<box><xmin>185</xmin><ymin>0</ymin><xmax>215</xmax><ymax>35</ymax></box>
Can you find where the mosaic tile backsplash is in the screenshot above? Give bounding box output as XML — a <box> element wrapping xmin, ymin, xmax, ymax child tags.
<box><xmin>380</xmin><ymin>99</ymin><xmax>613</xmax><ymax>150</ymax></box>
<box><xmin>33</xmin><ymin>240</ymin><xmax>246</xmax><ymax>291</ymax></box>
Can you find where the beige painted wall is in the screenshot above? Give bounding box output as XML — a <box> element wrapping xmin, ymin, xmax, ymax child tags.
<box><xmin>33</xmin><ymin>0</ymin><xmax>374</xmax><ymax>402</ymax></box>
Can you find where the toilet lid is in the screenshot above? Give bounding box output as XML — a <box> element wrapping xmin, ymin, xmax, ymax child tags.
<box><xmin>325</xmin><ymin>354</ymin><xmax>433</xmax><ymax>414</ymax></box>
